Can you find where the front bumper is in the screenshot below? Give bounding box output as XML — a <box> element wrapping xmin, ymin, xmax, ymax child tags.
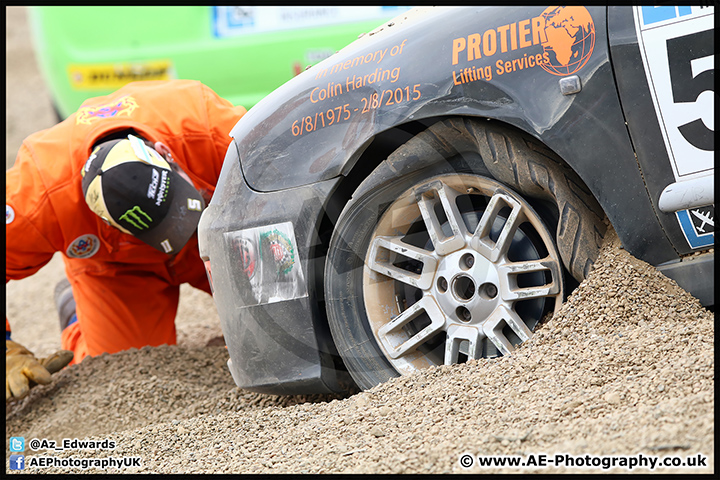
<box><xmin>198</xmin><ymin>143</ymin><xmax>351</xmax><ymax>395</ymax></box>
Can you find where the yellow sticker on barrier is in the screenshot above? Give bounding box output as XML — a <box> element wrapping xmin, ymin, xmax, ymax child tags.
<box><xmin>67</xmin><ymin>60</ymin><xmax>173</xmax><ymax>90</ymax></box>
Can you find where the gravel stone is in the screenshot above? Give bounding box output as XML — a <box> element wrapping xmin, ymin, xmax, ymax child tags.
<box><xmin>5</xmin><ymin>228</ymin><xmax>714</xmax><ymax>474</ymax></box>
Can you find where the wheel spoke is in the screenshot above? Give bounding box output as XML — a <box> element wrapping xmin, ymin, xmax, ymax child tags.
<box><xmin>482</xmin><ymin>305</ymin><xmax>533</xmax><ymax>356</ymax></box>
<box><xmin>367</xmin><ymin>236</ymin><xmax>438</xmax><ymax>290</ymax></box>
<box><xmin>416</xmin><ymin>180</ymin><xmax>466</xmax><ymax>255</ymax></box>
<box><xmin>497</xmin><ymin>257</ymin><xmax>562</xmax><ymax>301</ymax></box>
<box><xmin>493</xmin><ymin>201</ymin><xmax>525</xmax><ymax>258</ymax></box>
<box><xmin>470</xmin><ymin>192</ymin><xmax>525</xmax><ymax>262</ymax></box>
<box><xmin>444</xmin><ymin>325</ymin><xmax>482</xmax><ymax>364</ymax></box>
<box><xmin>378</xmin><ymin>296</ymin><xmax>446</xmax><ymax>359</ymax></box>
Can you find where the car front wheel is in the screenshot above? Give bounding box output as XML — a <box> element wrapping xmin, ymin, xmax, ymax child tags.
<box><xmin>324</xmin><ymin>118</ymin><xmax>606</xmax><ymax>390</ymax></box>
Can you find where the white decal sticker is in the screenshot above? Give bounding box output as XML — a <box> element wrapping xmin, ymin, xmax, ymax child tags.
<box><xmin>224</xmin><ymin>221</ymin><xmax>307</xmax><ymax>305</ymax></box>
<box><xmin>187</xmin><ymin>198</ymin><xmax>203</xmax><ymax>211</ymax></box>
<box><xmin>634</xmin><ymin>6</ymin><xmax>714</xmax><ymax>249</ymax></box>
<box><xmin>676</xmin><ymin>205</ymin><xmax>714</xmax><ymax>249</ymax></box>
<box><xmin>633</xmin><ymin>6</ymin><xmax>714</xmax><ymax>179</ymax></box>
<box><xmin>160</xmin><ymin>239</ymin><xmax>174</xmax><ymax>253</ymax></box>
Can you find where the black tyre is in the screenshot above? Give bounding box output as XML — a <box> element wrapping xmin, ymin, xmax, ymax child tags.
<box><xmin>324</xmin><ymin>118</ymin><xmax>606</xmax><ymax>390</ymax></box>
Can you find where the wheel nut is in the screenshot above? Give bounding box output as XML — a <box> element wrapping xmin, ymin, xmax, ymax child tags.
<box><xmin>478</xmin><ymin>282</ymin><xmax>498</xmax><ymax>300</ymax></box>
<box><xmin>456</xmin><ymin>306</ymin><xmax>472</xmax><ymax>322</ymax></box>
<box><xmin>437</xmin><ymin>277</ymin><xmax>448</xmax><ymax>293</ymax></box>
<box><xmin>461</xmin><ymin>253</ymin><xmax>474</xmax><ymax>269</ymax></box>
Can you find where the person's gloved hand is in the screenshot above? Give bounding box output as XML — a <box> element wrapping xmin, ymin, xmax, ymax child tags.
<box><xmin>6</xmin><ymin>340</ymin><xmax>74</xmax><ymax>402</ymax></box>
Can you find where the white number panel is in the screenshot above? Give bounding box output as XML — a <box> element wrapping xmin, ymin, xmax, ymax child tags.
<box><xmin>634</xmin><ymin>6</ymin><xmax>714</xmax><ymax>180</ymax></box>
<box><xmin>634</xmin><ymin>6</ymin><xmax>714</xmax><ymax>250</ymax></box>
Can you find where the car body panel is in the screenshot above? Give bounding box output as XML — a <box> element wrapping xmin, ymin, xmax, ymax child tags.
<box><xmin>200</xmin><ymin>6</ymin><xmax>714</xmax><ymax>394</ymax></box>
<box><xmin>231</xmin><ymin>6</ymin><xmax>681</xmax><ymax>264</ymax></box>
<box><xmin>198</xmin><ymin>143</ymin><xmax>347</xmax><ymax>394</ymax></box>
<box><xmin>608</xmin><ymin>6</ymin><xmax>714</xmax><ymax>256</ymax></box>
<box><xmin>28</xmin><ymin>6</ymin><xmax>412</xmax><ymax>118</ymax></box>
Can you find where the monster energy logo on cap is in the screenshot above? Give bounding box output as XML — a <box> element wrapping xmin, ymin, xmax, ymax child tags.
<box><xmin>119</xmin><ymin>206</ymin><xmax>153</xmax><ymax>230</ymax></box>
<box><xmin>80</xmin><ymin>135</ymin><xmax>207</xmax><ymax>254</ymax></box>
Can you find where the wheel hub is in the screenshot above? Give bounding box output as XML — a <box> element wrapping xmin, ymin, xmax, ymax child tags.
<box><xmin>433</xmin><ymin>248</ymin><xmax>501</xmax><ymax>327</ymax></box>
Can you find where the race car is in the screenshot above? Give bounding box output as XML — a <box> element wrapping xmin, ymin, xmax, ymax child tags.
<box><xmin>198</xmin><ymin>6</ymin><xmax>714</xmax><ymax>395</ymax></box>
<box><xmin>28</xmin><ymin>6</ymin><xmax>412</xmax><ymax>119</ymax></box>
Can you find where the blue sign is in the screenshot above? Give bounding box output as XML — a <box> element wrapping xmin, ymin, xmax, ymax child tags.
<box><xmin>9</xmin><ymin>455</ymin><xmax>25</xmax><ymax>470</ymax></box>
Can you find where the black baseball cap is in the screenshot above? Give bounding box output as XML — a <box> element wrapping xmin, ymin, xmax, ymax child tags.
<box><xmin>81</xmin><ymin>134</ymin><xmax>205</xmax><ymax>254</ymax></box>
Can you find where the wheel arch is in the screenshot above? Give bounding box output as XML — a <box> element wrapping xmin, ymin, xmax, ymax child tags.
<box><xmin>315</xmin><ymin>115</ymin><xmax>608</xmax><ymax>285</ymax></box>
<box><xmin>327</xmin><ymin>114</ymin><xmax>607</xmax><ymax>215</ymax></box>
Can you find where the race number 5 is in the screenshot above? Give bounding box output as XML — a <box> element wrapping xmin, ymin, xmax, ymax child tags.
<box><xmin>666</xmin><ymin>29</ymin><xmax>714</xmax><ymax>151</ymax></box>
<box><xmin>188</xmin><ymin>198</ymin><xmax>203</xmax><ymax>211</ymax></box>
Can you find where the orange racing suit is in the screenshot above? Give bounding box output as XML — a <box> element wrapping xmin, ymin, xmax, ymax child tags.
<box><xmin>6</xmin><ymin>80</ymin><xmax>246</xmax><ymax>364</ymax></box>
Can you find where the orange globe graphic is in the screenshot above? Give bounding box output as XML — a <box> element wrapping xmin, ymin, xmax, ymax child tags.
<box><xmin>540</xmin><ymin>6</ymin><xmax>595</xmax><ymax>76</ymax></box>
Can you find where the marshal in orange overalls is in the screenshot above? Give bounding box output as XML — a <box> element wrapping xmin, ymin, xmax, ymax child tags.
<box><xmin>6</xmin><ymin>80</ymin><xmax>246</xmax><ymax>364</ymax></box>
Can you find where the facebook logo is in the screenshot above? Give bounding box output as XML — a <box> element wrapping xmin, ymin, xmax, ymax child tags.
<box><xmin>10</xmin><ymin>436</ymin><xmax>25</xmax><ymax>452</ymax></box>
<box><xmin>9</xmin><ymin>454</ymin><xmax>25</xmax><ymax>470</ymax></box>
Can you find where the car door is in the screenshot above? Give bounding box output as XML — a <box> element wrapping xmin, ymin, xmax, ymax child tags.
<box><xmin>608</xmin><ymin>5</ymin><xmax>714</xmax><ymax>255</ymax></box>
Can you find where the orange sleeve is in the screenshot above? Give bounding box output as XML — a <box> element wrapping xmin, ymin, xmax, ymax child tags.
<box><xmin>6</xmin><ymin>140</ymin><xmax>64</xmax><ymax>339</ymax></box>
<box><xmin>5</xmin><ymin>142</ymin><xmax>61</xmax><ymax>284</ymax></box>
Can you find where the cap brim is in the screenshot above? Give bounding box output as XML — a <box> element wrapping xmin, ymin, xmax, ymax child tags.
<box><xmin>134</xmin><ymin>171</ymin><xmax>205</xmax><ymax>254</ymax></box>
